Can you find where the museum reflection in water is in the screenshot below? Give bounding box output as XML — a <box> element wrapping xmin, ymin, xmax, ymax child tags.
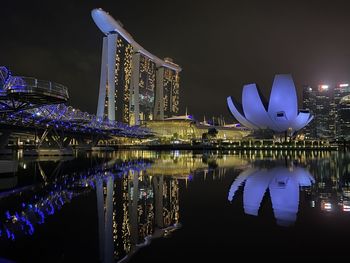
<box><xmin>227</xmin><ymin>150</ymin><xmax>350</xmax><ymax>226</ymax></box>
<box><xmin>1</xmin><ymin>150</ymin><xmax>350</xmax><ymax>261</ymax></box>
<box><xmin>228</xmin><ymin>164</ymin><xmax>315</xmax><ymax>226</ymax></box>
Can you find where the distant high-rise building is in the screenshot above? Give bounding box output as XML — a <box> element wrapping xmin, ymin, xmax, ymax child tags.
<box><xmin>302</xmin><ymin>85</ymin><xmax>316</xmax><ymax>139</ymax></box>
<box><xmin>338</xmin><ymin>95</ymin><xmax>350</xmax><ymax>140</ymax></box>
<box><xmin>302</xmin><ymin>83</ymin><xmax>350</xmax><ymax>140</ymax></box>
<box><xmin>303</xmin><ymin>84</ymin><xmax>332</xmax><ymax>138</ymax></box>
<box><xmin>302</xmin><ymin>84</ymin><xmax>333</xmax><ymax>139</ymax></box>
<box><xmin>334</xmin><ymin>84</ymin><xmax>350</xmax><ymax>139</ymax></box>
<box><xmin>314</xmin><ymin>84</ymin><xmax>333</xmax><ymax>138</ymax></box>
<box><xmin>92</xmin><ymin>8</ymin><xmax>181</xmax><ymax>125</ymax></box>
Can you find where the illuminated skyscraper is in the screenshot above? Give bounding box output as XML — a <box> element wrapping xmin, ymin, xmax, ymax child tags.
<box><xmin>130</xmin><ymin>53</ymin><xmax>156</xmax><ymax>125</ymax></box>
<box><xmin>302</xmin><ymin>83</ymin><xmax>350</xmax><ymax>140</ymax></box>
<box><xmin>302</xmin><ymin>84</ymin><xmax>333</xmax><ymax>138</ymax></box>
<box><xmin>155</xmin><ymin>58</ymin><xmax>180</xmax><ymax>119</ymax></box>
<box><xmin>92</xmin><ymin>9</ymin><xmax>181</xmax><ymax>125</ymax></box>
<box><xmin>302</xmin><ymin>85</ymin><xmax>316</xmax><ymax>139</ymax></box>
<box><xmin>315</xmin><ymin>85</ymin><xmax>333</xmax><ymax>138</ymax></box>
<box><xmin>334</xmin><ymin>84</ymin><xmax>350</xmax><ymax>139</ymax></box>
<box><xmin>337</xmin><ymin>95</ymin><xmax>350</xmax><ymax>140</ymax></box>
<box><xmin>97</xmin><ymin>34</ymin><xmax>134</xmax><ymax>123</ymax></box>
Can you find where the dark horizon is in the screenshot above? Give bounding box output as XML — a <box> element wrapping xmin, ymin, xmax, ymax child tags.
<box><xmin>2</xmin><ymin>0</ymin><xmax>350</xmax><ymax>121</ymax></box>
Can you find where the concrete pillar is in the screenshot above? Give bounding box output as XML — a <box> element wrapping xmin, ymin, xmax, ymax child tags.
<box><xmin>130</xmin><ymin>53</ymin><xmax>141</xmax><ymax>125</ymax></box>
<box><xmin>107</xmin><ymin>33</ymin><xmax>118</xmax><ymax>121</ymax></box>
<box><xmin>154</xmin><ymin>67</ymin><xmax>164</xmax><ymax>120</ymax></box>
<box><xmin>97</xmin><ymin>37</ymin><xmax>108</xmax><ymax>119</ymax></box>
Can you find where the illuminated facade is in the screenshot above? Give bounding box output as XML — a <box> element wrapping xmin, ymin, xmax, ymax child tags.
<box><xmin>227</xmin><ymin>74</ymin><xmax>313</xmax><ymax>134</ymax></box>
<box><xmin>130</xmin><ymin>53</ymin><xmax>157</xmax><ymax>125</ymax></box>
<box><xmin>337</xmin><ymin>95</ymin><xmax>350</xmax><ymax>140</ymax></box>
<box><xmin>302</xmin><ymin>83</ymin><xmax>350</xmax><ymax>139</ymax></box>
<box><xmin>144</xmin><ymin>118</ymin><xmax>250</xmax><ymax>141</ymax></box>
<box><xmin>92</xmin><ymin>8</ymin><xmax>181</xmax><ymax>125</ymax></box>
<box><xmin>302</xmin><ymin>85</ymin><xmax>317</xmax><ymax>139</ymax></box>
<box><xmin>98</xmin><ymin>34</ymin><xmax>133</xmax><ymax>123</ymax></box>
<box><xmin>315</xmin><ymin>85</ymin><xmax>333</xmax><ymax>138</ymax></box>
<box><xmin>334</xmin><ymin>85</ymin><xmax>350</xmax><ymax>139</ymax></box>
<box><xmin>155</xmin><ymin>58</ymin><xmax>180</xmax><ymax>119</ymax></box>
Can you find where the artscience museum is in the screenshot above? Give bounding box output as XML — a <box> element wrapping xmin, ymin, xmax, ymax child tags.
<box><xmin>227</xmin><ymin>74</ymin><xmax>313</xmax><ymax>134</ymax></box>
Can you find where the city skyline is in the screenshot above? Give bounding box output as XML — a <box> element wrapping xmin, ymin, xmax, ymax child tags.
<box><xmin>3</xmin><ymin>1</ymin><xmax>350</xmax><ymax>120</ymax></box>
<box><xmin>3</xmin><ymin>2</ymin><xmax>350</xmax><ymax>261</ymax></box>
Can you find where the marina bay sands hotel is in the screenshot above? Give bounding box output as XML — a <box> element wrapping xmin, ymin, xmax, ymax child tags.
<box><xmin>91</xmin><ymin>8</ymin><xmax>181</xmax><ymax>125</ymax></box>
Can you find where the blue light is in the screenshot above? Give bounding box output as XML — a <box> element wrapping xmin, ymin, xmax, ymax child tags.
<box><xmin>5</xmin><ymin>211</ymin><xmax>10</xmax><ymax>220</ymax></box>
<box><xmin>227</xmin><ymin>74</ymin><xmax>314</xmax><ymax>133</ymax></box>
<box><xmin>0</xmin><ymin>158</ymin><xmax>153</xmax><ymax>241</ymax></box>
<box><xmin>228</xmin><ymin>166</ymin><xmax>314</xmax><ymax>226</ymax></box>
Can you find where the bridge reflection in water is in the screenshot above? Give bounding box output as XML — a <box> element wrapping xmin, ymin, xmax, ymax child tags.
<box><xmin>0</xmin><ymin>151</ymin><xmax>247</xmax><ymax>262</ymax></box>
<box><xmin>2</xmin><ymin>151</ymin><xmax>350</xmax><ymax>261</ymax></box>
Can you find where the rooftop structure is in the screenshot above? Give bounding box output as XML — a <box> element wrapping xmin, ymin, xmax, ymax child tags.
<box><xmin>91</xmin><ymin>9</ymin><xmax>181</xmax><ymax>71</ymax></box>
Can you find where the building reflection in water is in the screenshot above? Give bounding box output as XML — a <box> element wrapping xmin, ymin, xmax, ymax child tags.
<box><xmin>228</xmin><ymin>165</ymin><xmax>315</xmax><ymax>226</ymax></box>
<box><xmin>96</xmin><ymin>168</ymin><xmax>181</xmax><ymax>263</ymax></box>
<box><xmin>303</xmin><ymin>151</ymin><xmax>350</xmax><ymax>213</ymax></box>
<box><xmin>92</xmin><ymin>151</ymin><xmax>247</xmax><ymax>262</ymax></box>
<box><xmin>227</xmin><ymin>150</ymin><xmax>350</xmax><ymax>214</ymax></box>
<box><xmin>5</xmin><ymin>150</ymin><xmax>350</xmax><ymax>260</ymax></box>
<box><xmin>0</xmin><ymin>150</ymin><xmax>247</xmax><ymax>262</ymax></box>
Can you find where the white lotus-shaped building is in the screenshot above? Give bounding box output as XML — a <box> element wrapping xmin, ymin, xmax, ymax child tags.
<box><xmin>227</xmin><ymin>74</ymin><xmax>313</xmax><ymax>133</ymax></box>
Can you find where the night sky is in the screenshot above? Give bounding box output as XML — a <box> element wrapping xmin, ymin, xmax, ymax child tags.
<box><xmin>2</xmin><ymin>0</ymin><xmax>350</xmax><ymax>121</ymax></box>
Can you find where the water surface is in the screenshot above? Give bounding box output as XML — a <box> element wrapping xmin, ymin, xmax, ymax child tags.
<box><xmin>0</xmin><ymin>150</ymin><xmax>349</xmax><ymax>262</ymax></box>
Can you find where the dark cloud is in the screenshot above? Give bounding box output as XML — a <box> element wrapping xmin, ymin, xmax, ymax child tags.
<box><xmin>2</xmin><ymin>0</ymin><xmax>350</xmax><ymax>121</ymax></box>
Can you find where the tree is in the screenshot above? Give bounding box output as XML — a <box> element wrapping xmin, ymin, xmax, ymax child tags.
<box><xmin>207</xmin><ymin>128</ymin><xmax>218</xmax><ymax>139</ymax></box>
<box><xmin>172</xmin><ymin>132</ymin><xmax>179</xmax><ymax>140</ymax></box>
<box><xmin>202</xmin><ymin>132</ymin><xmax>208</xmax><ymax>142</ymax></box>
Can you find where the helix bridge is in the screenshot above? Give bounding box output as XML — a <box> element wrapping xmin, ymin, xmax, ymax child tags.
<box><xmin>0</xmin><ymin>66</ymin><xmax>69</xmax><ymax>112</ymax></box>
<box><xmin>0</xmin><ymin>66</ymin><xmax>153</xmax><ymax>145</ymax></box>
<box><xmin>0</xmin><ymin>103</ymin><xmax>152</xmax><ymax>139</ymax></box>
